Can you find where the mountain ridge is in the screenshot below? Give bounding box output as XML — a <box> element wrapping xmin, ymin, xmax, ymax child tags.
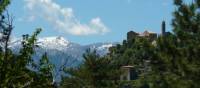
<box><xmin>9</xmin><ymin>36</ymin><xmax>116</xmax><ymax>64</ymax></box>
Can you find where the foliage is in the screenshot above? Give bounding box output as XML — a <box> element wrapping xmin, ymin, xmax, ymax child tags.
<box><xmin>0</xmin><ymin>1</ymin><xmax>56</xmax><ymax>87</ymax></box>
<box><xmin>60</xmin><ymin>0</ymin><xmax>200</xmax><ymax>88</ymax></box>
<box><xmin>0</xmin><ymin>27</ymin><xmax>55</xmax><ymax>88</ymax></box>
<box><xmin>0</xmin><ymin>0</ymin><xmax>10</xmax><ymax>14</ymax></box>
<box><xmin>150</xmin><ymin>0</ymin><xmax>200</xmax><ymax>87</ymax></box>
<box><xmin>60</xmin><ymin>50</ymin><xmax>120</xmax><ymax>88</ymax></box>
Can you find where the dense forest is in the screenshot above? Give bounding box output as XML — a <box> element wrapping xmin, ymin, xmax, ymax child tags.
<box><xmin>1</xmin><ymin>0</ymin><xmax>200</xmax><ymax>88</ymax></box>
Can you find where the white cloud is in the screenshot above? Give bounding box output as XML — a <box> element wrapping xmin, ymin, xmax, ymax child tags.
<box><xmin>24</xmin><ymin>0</ymin><xmax>109</xmax><ymax>36</ymax></box>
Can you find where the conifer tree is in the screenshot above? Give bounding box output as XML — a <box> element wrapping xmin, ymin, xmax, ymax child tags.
<box><xmin>60</xmin><ymin>50</ymin><xmax>120</xmax><ymax>88</ymax></box>
<box><xmin>135</xmin><ymin>0</ymin><xmax>200</xmax><ymax>87</ymax></box>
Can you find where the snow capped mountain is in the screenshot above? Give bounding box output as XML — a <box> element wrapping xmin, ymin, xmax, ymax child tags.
<box><xmin>9</xmin><ymin>36</ymin><xmax>115</xmax><ymax>64</ymax></box>
<box><xmin>9</xmin><ymin>36</ymin><xmax>116</xmax><ymax>82</ymax></box>
<box><xmin>37</xmin><ymin>36</ymin><xmax>70</xmax><ymax>51</ymax></box>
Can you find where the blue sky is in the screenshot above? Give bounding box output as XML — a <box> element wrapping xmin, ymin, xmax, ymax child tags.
<box><xmin>7</xmin><ymin>0</ymin><xmax>183</xmax><ymax>45</ymax></box>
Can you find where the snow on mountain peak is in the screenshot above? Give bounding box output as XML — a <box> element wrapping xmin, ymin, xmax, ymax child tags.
<box><xmin>9</xmin><ymin>36</ymin><xmax>116</xmax><ymax>54</ymax></box>
<box><xmin>37</xmin><ymin>36</ymin><xmax>70</xmax><ymax>50</ymax></box>
<box><xmin>97</xmin><ymin>44</ymin><xmax>113</xmax><ymax>50</ymax></box>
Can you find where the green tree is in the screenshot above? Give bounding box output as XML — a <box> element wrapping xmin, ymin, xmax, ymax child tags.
<box><xmin>58</xmin><ymin>0</ymin><xmax>200</xmax><ymax>88</ymax></box>
<box><xmin>0</xmin><ymin>28</ymin><xmax>55</xmax><ymax>87</ymax></box>
<box><xmin>104</xmin><ymin>0</ymin><xmax>200</xmax><ymax>88</ymax></box>
<box><xmin>60</xmin><ymin>50</ymin><xmax>120</xmax><ymax>88</ymax></box>
<box><xmin>132</xmin><ymin>0</ymin><xmax>200</xmax><ymax>88</ymax></box>
<box><xmin>0</xmin><ymin>0</ymin><xmax>10</xmax><ymax>14</ymax></box>
<box><xmin>0</xmin><ymin>0</ymin><xmax>56</xmax><ymax>87</ymax></box>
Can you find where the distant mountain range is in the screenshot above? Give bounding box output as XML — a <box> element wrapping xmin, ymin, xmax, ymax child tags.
<box><xmin>9</xmin><ymin>36</ymin><xmax>116</xmax><ymax>68</ymax></box>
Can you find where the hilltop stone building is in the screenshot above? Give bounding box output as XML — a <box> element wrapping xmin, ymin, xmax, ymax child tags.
<box><xmin>121</xmin><ymin>21</ymin><xmax>169</xmax><ymax>82</ymax></box>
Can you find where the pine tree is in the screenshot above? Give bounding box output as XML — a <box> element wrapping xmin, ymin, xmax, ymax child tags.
<box><xmin>60</xmin><ymin>50</ymin><xmax>120</xmax><ymax>88</ymax></box>
<box><xmin>135</xmin><ymin>0</ymin><xmax>200</xmax><ymax>87</ymax></box>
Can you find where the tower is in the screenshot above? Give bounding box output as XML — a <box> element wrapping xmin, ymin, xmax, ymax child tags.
<box><xmin>161</xmin><ymin>21</ymin><xmax>166</xmax><ymax>36</ymax></box>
